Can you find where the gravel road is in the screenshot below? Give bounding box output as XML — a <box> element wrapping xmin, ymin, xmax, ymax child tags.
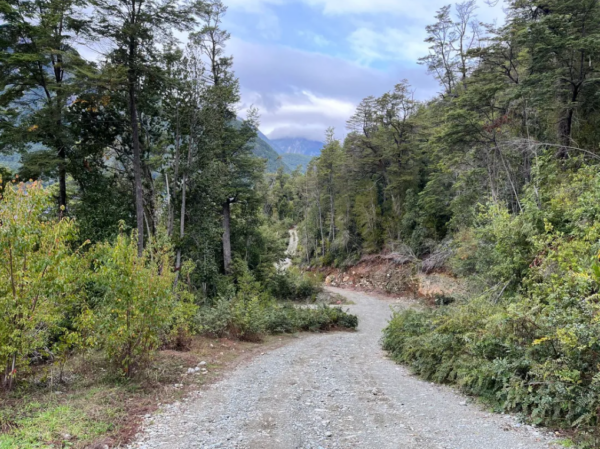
<box><xmin>128</xmin><ymin>287</ymin><xmax>557</xmax><ymax>449</ymax></box>
<box><xmin>276</xmin><ymin>229</ymin><xmax>298</xmax><ymax>272</ymax></box>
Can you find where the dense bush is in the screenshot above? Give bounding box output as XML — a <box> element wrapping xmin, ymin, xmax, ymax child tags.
<box><xmin>0</xmin><ymin>182</ymin><xmax>84</xmax><ymax>389</ymax></box>
<box><xmin>0</xmin><ymin>183</ymin><xmax>197</xmax><ymax>386</ymax></box>
<box><xmin>197</xmin><ymin>298</ymin><xmax>357</xmax><ymax>341</ymax></box>
<box><xmin>267</xmin><ymin>268</ymin><xmax>322</xmax><ymax>301</ymax></box>
<box><xmin>197</xmin><ymin>263</ymin><xmax>356</xmax><ymax>341</ymax></box>
<box><xmin>79</xmin><ymin>230</ymin><xmax>196</xmax><ymax>376</ymax></box>
<box><xmin>383</xmin><ymin>165</ymin><xmax>600</xmax><ymax>446</ymax></box>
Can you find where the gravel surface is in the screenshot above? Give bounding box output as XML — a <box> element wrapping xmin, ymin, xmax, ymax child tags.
<box><xmin>276</xmin><ymin>229</ymin><xmax>298</xmax><ymax>272</ymax></box>
<box><xmin>127</xmin><ymin>287</ymin><xmax>558</xmax><ymax>449</ymax></box>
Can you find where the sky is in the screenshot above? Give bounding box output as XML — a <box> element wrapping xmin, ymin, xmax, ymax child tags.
<box><xmin>222</xmin><ymin>0</ymin><xmax>507</xmax><ymax>142</ymax></box>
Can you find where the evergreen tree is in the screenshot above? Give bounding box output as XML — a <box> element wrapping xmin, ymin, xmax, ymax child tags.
<box><xmin>0</xmin><ymin>0</ymin><xmax>91</xmax><ymax>214</ymax></box>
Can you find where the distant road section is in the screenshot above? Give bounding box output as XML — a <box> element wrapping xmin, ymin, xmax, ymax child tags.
<box><xmin>276</xmin><ymin>228</ymin><xmax>298</xmax><ymax>272</ymax></box>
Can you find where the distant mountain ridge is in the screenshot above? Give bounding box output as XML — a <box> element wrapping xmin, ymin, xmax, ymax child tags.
<box><xmin>250</xmin><ymin>135</ymin><xmax>289</xmax><ymax>173</ymax></box>
<box><xmin>254</xmin><ymin>133</ymin><xmax>322</xmax><ymax>174</ymax></box>
<box><xmin>0</xmin><ymin>132</ymin><xmax>319</xmax><ymax>176</ymax></box>
<box><xmin>280</xmin><ymin>153</ymin><xmax>312</xmax><ymax>173</ymax></box>
<box><xmin>269</xmin><ymin>138</ymin><xmax>324</xmax><ymax>156</ymax></box>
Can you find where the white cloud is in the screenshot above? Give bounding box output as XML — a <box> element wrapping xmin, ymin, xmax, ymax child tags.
<box><xmin>229</xmin><ymin>38</ymin><xmax>438</xmax><ymax>140</ymax></box>
<box><xmin>306</xmin><ymin>0</ymin><xmax>434</xmax><ymax>17</ymax></box>
<box><xmin>226</xmin><ymin>0</ymin><xmax>506</xmax><ymax>23</ymax></box>
<box><xmin>223</xmin><ymin>0</ymin><xmax>506</xmax><ymax>139</ymax></box>
<box><xmin>348</xmin><ymin>27</ymin><xmax>429</xmax><ymax>64</ymax></box>
<box><xmin>224</xmin><ymin>0</ymin><xmax>285</xmax><ymax>13</ymax></box>
<box><xmin>238</xmin><ymin>89</ymin><xmax>358</xmax><ymax>140</ymax></box>
<box><xmin>298</xmin><ymin>30</ymin><xmax>332</xmax><ymax>47</ymax></box>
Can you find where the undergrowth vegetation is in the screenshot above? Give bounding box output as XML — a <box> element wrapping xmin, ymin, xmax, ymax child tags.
<box><xmin>383</xmin><ymin>163</ymin><xmax>600</xmax><ymax>447</ymax></box>
<box><xmin>0</xmin><ymin>180</ymin><xmax>356</xmax><ymax>447</ymax></box>
<box><xmin>1</xmin><ymin>181</ymin><xmax>356</xmax><ymax>388</ymax></box>
<box><xmin>197</xmin><ymin>262</ymin><xmax>355</xmax><ymax>341</ymax></box>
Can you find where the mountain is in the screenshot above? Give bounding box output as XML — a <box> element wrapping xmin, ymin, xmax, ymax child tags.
<box><xmin>0</xmin><ymin>130</ymin><xmax>291</xmax><ymax>176</ymax></box>
<box><xmin>269</xmin><ymin>138</ymin><xmax>324</xmax><ymax>156</ymax></box>
<box><xmin>251</xmin><ymin>133</ymin><xmax>289</xmax><ymax>174</ymax></box>
<box><xmin>280</xmin><ymin>153</ymin><xmax>312</xmax><ymax>173</ymax></box>
<box><xmin>251</xmin><ymin>137</ymin><xmax>289</xmax><ymax>173</ymax></box>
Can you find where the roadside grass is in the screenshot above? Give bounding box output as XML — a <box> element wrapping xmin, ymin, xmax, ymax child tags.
<box><xmin>0</xmin><ymin>335</ymin><xmax>291</xmax><ymax>449</ymax></box>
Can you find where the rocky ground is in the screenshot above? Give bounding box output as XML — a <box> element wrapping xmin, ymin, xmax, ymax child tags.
<box><xmin>126</xmin><ymin>287</ymin><xmax>558</xmax><ymax>449</ymax></box>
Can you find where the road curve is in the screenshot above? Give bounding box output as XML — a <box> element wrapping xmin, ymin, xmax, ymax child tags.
<box><xmin>128</xmin><ymin>288</ymin><xmax>557</xmax><ymax>449</ymax></box>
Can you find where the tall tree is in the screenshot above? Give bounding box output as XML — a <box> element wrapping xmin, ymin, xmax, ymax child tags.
<box><xmin>511</xmin><ymin>0</ymin><xmax>600</xmax><ymax>154</ymax></box>
<box><xmin>91</xmin><ymin>0</ymin><xmax>203</xmax><ymax>255</ymax></box>
<box><xmin>0</xmin><ymin>0</ymin><xmax>90</xmax><ymax>214</ymax></box>
<box><xmin>191</xmin><ymin>1</ymin><xmax>264</xmax><ymax>274</ymax></box>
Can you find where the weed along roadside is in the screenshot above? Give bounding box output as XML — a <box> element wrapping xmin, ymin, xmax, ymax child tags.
<box><xmin>0</xmin><ymin>334</ymin><xmax>287</xmax><ymax>448</ymax></box>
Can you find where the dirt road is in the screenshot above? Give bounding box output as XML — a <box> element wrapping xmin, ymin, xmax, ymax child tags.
<box><xmin>128</xmin><ymin>288</ymin><xmax>556</xmax><ymax>449</ymax></box>
<box><xmin>276</xmin><ymin>228</ymin><xmax>298</xmax><ymax>272</ymax></box>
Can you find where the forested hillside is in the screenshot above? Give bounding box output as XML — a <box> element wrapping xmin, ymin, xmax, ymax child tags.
<box><xmin>259</xmin><ymin>0</ymin><xmax>600</xmax><ymax>445</ymax></box>
<box><xmin>270</xmin><ymin>137</ymin><xmax>324</xmax><ymax>156</ymax></box>
<box><xmin>280</xmin><ymin>153</ymin><xmax>312</xmax><ymax>172</ymax></box>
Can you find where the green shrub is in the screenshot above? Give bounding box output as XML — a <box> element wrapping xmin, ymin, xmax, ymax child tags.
<box><xmin>383</xmin><ymin>167</ymin><xmax>600</xmax><ymax>446</ymax></box>
<box><xmin>267</xmin><ymin>268</ymin><xmax>321</xmax><ymax>301</ymax></box>
<box><xmin>197</xmin><ymin>290</ymin><xmax>358</xmax><ymax>342</ymax></box>
<box><xmin>79</xmin><ymin>230</ymin><xmax>196</xmax><ymax>377</ymax></box>
<box><xmin>197</xmin><ymin>298</ymin><xmax>358</xmax><ymax>341</ymax></box>
<box><xmin>0</xmin><ymin>182</ymin><xmax>85</xmax><ymax>390</ymax></box>
<box><xmin>197</xmin><ymin>259</ymin><xmax>356</xmax><ymax>341</ymax></box>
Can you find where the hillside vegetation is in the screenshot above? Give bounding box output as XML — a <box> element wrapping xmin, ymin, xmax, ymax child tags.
<box><xmin>281</xmin><ymin>153</ymin><xmax>312</xmax><ymax>173</ymax></box>
<box><xmin>270</xmin><ymin>137</ymin><xmax>324</xmax><ymax>156</ymax></box>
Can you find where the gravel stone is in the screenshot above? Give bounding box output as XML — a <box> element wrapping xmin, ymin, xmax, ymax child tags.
<box><xmin>127</xmin><ymin>287</ymin><xmax>559</xmax><ymax>449</ymax></box>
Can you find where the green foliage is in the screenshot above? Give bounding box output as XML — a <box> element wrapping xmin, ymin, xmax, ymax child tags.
<box><xmin>197</xmin><ymin>298</ymin><xmax>357</xmax><ymax>342</ymax></box>
<box><xmin>280</xmin><ymin>153</ymin><xmax>312</xmax><ymax>173</ymax></box>
<box><xmin>383</xmin><ymin>165</ymin><xmax>600</xmax><ymax>446</ymax></box>
<box><xmin>267</xmin><ymin>268</ymin><xmax>322</xmax><ymax>302</ymax></box>
<box><xmin>196</xmin><ymin>261</ymin><xmax>356</xmax><ymax>341</ymax></box>
<box><xmin>250</xmin><ymin>132</ymin><xmax>290</xmax><ymax>173</ymax></box>
<box><xmin>80</xmin><ymin>230</ymin><xmax>196</xmax><ymax>377</ymax></box>
<box><xmin>0</xmin><ymin>182</ymin><xmax>84</xmax><ymax>389</ymax></box>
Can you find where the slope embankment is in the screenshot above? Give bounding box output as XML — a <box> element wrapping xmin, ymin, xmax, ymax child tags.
<box><xmin>318</xmin><ymin>254</ymin><xmax>464</xmax><ymax>302</ymax></box>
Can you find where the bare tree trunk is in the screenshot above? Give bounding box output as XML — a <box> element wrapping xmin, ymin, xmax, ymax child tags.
<box><xmin>329</xmin><ymin>182</ymin><xmax>335</xmax><ymax>243</ymax></box>
<box><xmin>3</xmin><ymin>353</ymin><xmax>16</xmax><ymax>391</ymax></box>
<box><xmin>168</xmin><ymin>106</ymin><xmax>181</xmax><ymax>237</ymax></box>
<box><xmin>126</xmin><ymin>3</ymin><xmax>145</xmax><ymax>256</ymax></box>
<box><xmin>558</xmin><ymin>107</ymin><xmax>575</xmax><ymax>158</ymax></box>
<box><xmin>128</xmin><ymin>34</ymin><xmax>144</xmax><ymax>257</ymax></box>
<box><xmin>316</xmin><ymin>193</ymin><xmax>325</xmax><ymax>256</ymax></box>
<box><xmin>175</xmin><ymin>136</ymin><xmax>193</xmax><ymax>287</ymax></box>
<box><xmin>58</xmin><ymin>145</ymin><xmax>67</xmax><ymax>217</ymax></box>
<box><xmin>222</xmin><ymin>201</ymin><xmax>232</xmax><ymax>274</ymax></box>
<box><xmin>304</xmin><ymin>176</ymin><xmax>311</xmax><ymax>264</ymax></box>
